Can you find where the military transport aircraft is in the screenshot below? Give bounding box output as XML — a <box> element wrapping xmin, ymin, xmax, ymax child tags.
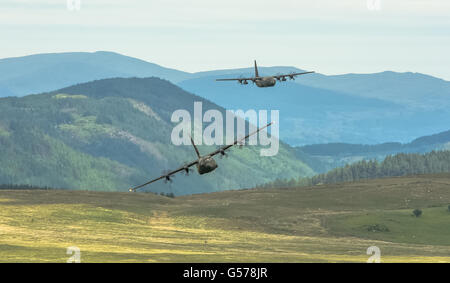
<box><xmin>129</xmin><ymin>122</ymin><xmax>273</xmax><ymax>192</ymax></box>
<box><xmin>216</xmin><ymin>61</ymin><xmax>314</xmax><ymax>88</ymax></box>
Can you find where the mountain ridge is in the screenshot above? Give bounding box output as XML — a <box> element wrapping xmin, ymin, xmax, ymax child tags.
<box><xmin>2</xmin><ymin>51</ymin><xmax>450</xmax><ymax>147</ymax></box>
<box><xmin>0</xmin><ymin>76</ymin><xmax>313</xmax><ymax>194</ymax></box>
<box><xmin>298</xmin><ymin>129</ymin><xmax>450</xmax><ymax>173</ymax></box>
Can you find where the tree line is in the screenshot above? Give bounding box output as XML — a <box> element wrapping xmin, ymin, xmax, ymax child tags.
<box><xmin>263</xmin><ymin>150</ymin><xmax>450</xmax><ymax>188</ymax></box>
<box><xmin>0</xmin><ymin>184</ymin><xmax>62</xmax><ymax>190</ymax></box>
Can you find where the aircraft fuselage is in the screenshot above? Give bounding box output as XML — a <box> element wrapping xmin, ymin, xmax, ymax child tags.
<box><xmin>217</xmin><ymin>61</ymin><xmax>314</xmax><ymax>88</ymax></box>
<box><xmin>197</xmin><ymin>156</ymin><xmax>218</xmax><ymax>175</ymax></box>
<box><xmin>255</xmin><ymin>77</ymin><xmax>276</xmax><ymax>88</ymax></box>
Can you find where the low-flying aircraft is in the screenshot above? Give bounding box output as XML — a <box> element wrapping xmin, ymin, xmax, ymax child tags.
<box><xmin>129</xmin><ymin>122</ymin><xmax>273</xmax><ymax>192</ymax></box>
<box><xmin>216</xmin><ymin>61</ymin><xmax>314</xmax><ymax>88</ymax></box>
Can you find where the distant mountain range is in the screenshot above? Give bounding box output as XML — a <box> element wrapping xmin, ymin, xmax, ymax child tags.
<box><xmin>0</xmin><ymin>51</ymin><xmax>191</xmax><ymax>97</ymax></box>
<box><xmin>1</xmin><ymin>51</ymin><xmax>450</xmax><ymax>146</ymax></box>
<box><xmin>296</xmin><ymin>71</ymin><xmax>450</xmax><ymax>109</ymax></box>
<box><xmin>0</xmin><ymin>51</ymin><xmax>310</xmax><ymax>97</ymax></box>
<box><xmin>0</xmin><ymin>77</ymin><xmax>313</xmax><ymax>195</ymax></box>
<box><xmin>179</xmin><ymin>74</ymin><xmax>450</xmax><ymax>145</ymax></box>
<box><xmin>298</xmin><ymin>130</ymin><xmax>450</xmax><ymax>173</ymax></box>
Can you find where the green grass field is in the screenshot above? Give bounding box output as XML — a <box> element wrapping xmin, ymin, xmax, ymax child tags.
<box><xmin>1</xmin><ymin>173</ymin><xmax>450</xmax><ymax>263</ymax></box>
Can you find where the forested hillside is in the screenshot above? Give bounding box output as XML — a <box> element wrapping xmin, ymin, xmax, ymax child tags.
<box><xmin>264</xmin><ymin>150</ymin><xmax>450</xmax><ymax>188</ymax></box>
<box><xmin>298</xmin><ymin>131</ymin><xmax>450</xmax><ymax>173</ymax></box>
<box><xmin>0</xmin><ymin>77</ymin><xmax>313</xmax><ymax>195</ymax></box>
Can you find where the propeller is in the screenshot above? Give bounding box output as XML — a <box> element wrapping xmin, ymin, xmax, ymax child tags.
<box><xmin>238</xmin><ymin>75</ymin><xmax>245</xmax><ymax>85</ymax></box>
<box><xmin>162</xmin><ymin>170</ymin><xmax>174</xmax><ymax>184</ymax></box>
<box><xmin>275</xmin><ymin>73</ymin><xmax>283</xmax><ymax>82</ymax></box>
<box><xmin>217</xmin><ymin>147</ymin><xmax>228</xmax><ymax>159</ymax></box>
<box><xmin>182</xmin><ymin>163</ymin><xmax>194</xmax><ymax>176</ymax></box>
<box><xmin>288</xmin><ymin>72</ymin><xmax>296</xmax><ymax>80</ymax></box>
<box><xmin>237</xmin><ymin>140</ymin><xmax>246</xmax><ymax>149</ymax></box>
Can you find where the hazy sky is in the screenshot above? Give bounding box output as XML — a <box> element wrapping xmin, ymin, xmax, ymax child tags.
<box><xmin>1</xmin><ymin>0</ymin><xmax>449</xmax><ymax>79</ymax></box>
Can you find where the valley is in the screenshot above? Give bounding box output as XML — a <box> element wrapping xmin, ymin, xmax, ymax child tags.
<box><xmin>1</xmin><ymin>173</ymin><xmax>450</xmax><ymax>262</ymax></box>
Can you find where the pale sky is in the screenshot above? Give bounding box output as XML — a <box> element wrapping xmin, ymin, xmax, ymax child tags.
<box><xmin>1</xmin><ymin>0</ymin><xmax>450</xmax><ymax>79</ymax></box>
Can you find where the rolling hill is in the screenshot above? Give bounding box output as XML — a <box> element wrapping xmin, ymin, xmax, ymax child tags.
<box><xmin>0</xmin><ymin>77</ymin><xmax>313</xmax><ymax>195</ymax></box>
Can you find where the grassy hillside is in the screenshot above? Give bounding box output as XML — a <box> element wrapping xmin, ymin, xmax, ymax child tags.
<box><xmin>0</xmin><ymin>77</ymin><xmax>313</xmax><ymax>194</ymax></box>
<box><xmin>1</xmin><ymin>173</ymin><xmax>450</xmax><ymax>262</ymax></box>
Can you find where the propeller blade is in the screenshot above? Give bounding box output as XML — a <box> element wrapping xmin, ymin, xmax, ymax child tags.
<box><xmin>289</xmin><ymin>72</ymin><xmax>296</xmax><ymax>80</ymax></box>
<box><xmin>216</xmin><ymin>147</ymin><xmax>228</xmax><ymax>158</ymax></box>
<box><xmin>162</xmin><ymin>170</ymin><xmax>175</xmax><ymax>183</ymax></box>
<box><xmin>164</xmin><ymin>176</ymin><xmax>174</xmax><ymax>184</ymax></box>
<box><xmin>183</xmin><ymin>165</ymin><xmax>194</xmax><ymax>176</ymax></box>
<box><xmin>238</xmin><ymin>75</ymin><xmax>245</xmax><ymax>85</ymax></box>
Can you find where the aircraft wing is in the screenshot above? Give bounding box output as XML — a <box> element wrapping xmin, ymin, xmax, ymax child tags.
<box><xmin>129</xmin><ymin>122</ymin><xmax>273</xmax><ymax>192</ymax></box>
<box><xmin>216</xmin><ymin>77</ymin><xmax>255</xmax><ymax>81</ymax></box>
<box><xmin>130</xmin><ymin>160</ymin><xmax>198</xmax><ymax>192</ymax></box>
<box><xmin>207</xmin><ymin>122</ymin><xmax>273</xmax><ymax>158</ymax></box>
<box><xmin>273</xmin><ymin>71</ymin><xmax>315</xmax><ymax>80</ymax></box>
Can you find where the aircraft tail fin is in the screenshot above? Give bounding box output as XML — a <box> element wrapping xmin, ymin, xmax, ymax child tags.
<box><xmin>190</xmin><ymin>136</ymin><xmax>201</xmax><ymax>158</ymax></box>
<box><xmin>254</xmin><ymin>60</ymin><xmax>259</xmax><ymax>78</ymax></box>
